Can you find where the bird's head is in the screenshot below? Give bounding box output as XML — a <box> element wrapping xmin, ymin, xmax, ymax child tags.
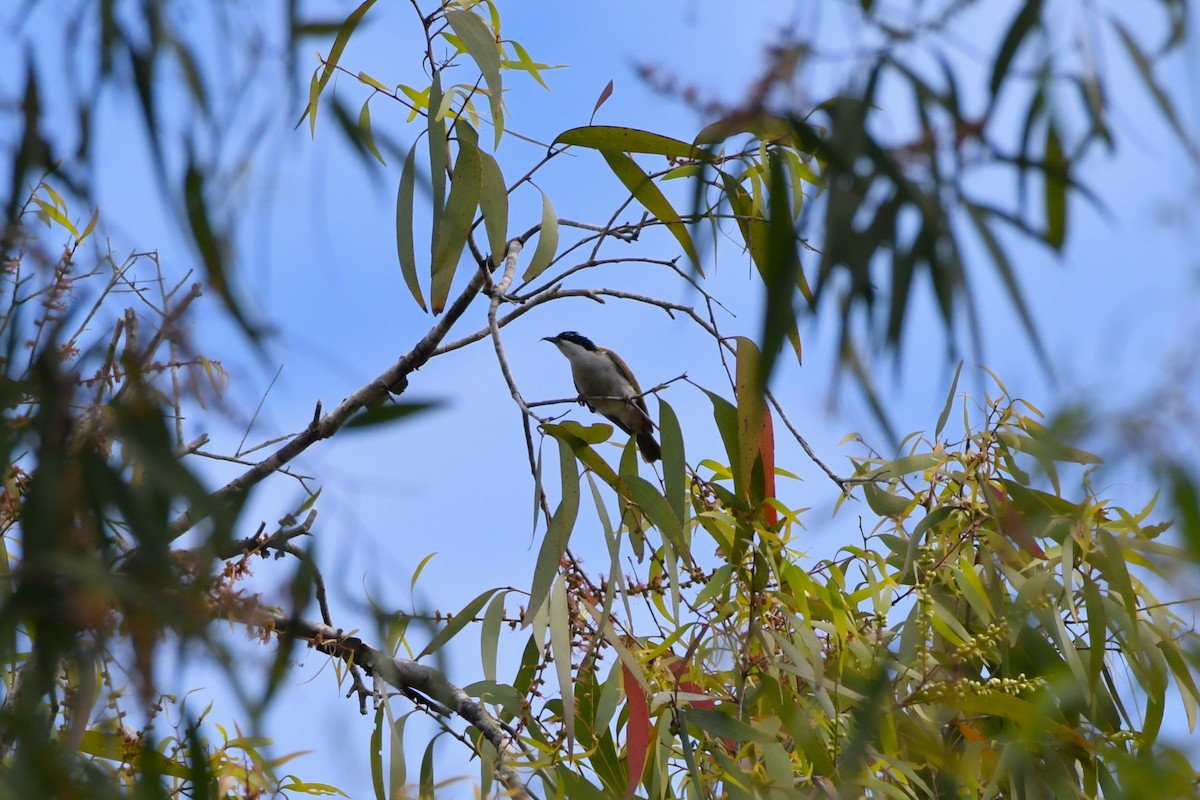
<box><xmin>542</xmin><ymin>331</ymin><xmax>597</xmax><ymax>354</ymax></box>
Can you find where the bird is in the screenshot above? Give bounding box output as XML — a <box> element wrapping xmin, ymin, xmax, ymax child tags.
<box><xmin>542</xmin><ymin>331</ymin><xmax>661</xmax><ymax>462</ymax></box>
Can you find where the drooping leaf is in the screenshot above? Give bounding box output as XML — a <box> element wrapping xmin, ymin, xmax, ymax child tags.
<box><xmin>984</xmin><ymin>483</ymin><xmax>1047</xmax><ymax>559</ymax></box>
<box><xmin>1111</xmin><ymin>19</ymin><xmax>1200</xmax><ymax>160</ymax></box>
<box><xmin>525</xmin><ymin>437</ymin><xmax>580</xmax><ymax>623</ymax></box>
<box><xmin>428</xmin><ymin>73</ymin><xmax>447</xmax><ymax>235</ymax></box>
<box><xmin>430</xmin><ymin>136</ymin><xmax>482</xmax><ymax>313</ymax></box>
<box><xmin>549</xmin><ymin>575</ymin><xmax>576</xmax><ymax>750</ymax></box>
<box><xmin>477</xmin><ymin>150</ymin><xmax>509</xmax><ymax>266</ymax></box>
<box><xmin>623</xmin><ymin>473</ymin><xmax>685</xmax><ymax>552</ymax></box>
<box><xmin>622</xmin><ymin>662</ymin><xmax>650</xmax><ymax>800</ymax></box>
<box><xmin>396</xmin><ymin>138</ymin><xmax>427</xmax><ymax>311</ymax></box>
<box><xmin>1043</xmin><ymin>122</ymin><xmax>1068</xmax><ymax>249</ymax></box>
<box><xmin>445</xmin><ymin>9</ymin><xmax>505</xmax><ymax>146</ymax></box>
<box><xmin>760</xmin><ymin>150</ymin><xmax>803</xmax><ymax>383</ymax></box>
<box><xmin>358</xmin><ymin>98</ymin><xmax>385</xmax><ymax>165</ymax></box>
<box><xmin>733</xmin><ymin>338</ymin><xmax>764</xmax><ymax>504</ymax></box>
<box><xmin>521</xmin><ymin>190</ymin><xmax>558</xmax><ymax>281</ymax></box>
<box><xmin>659</xmin><ymin>399</ymin><xmax>685</xmax><ymax>527</ymax></box>
<box><xmin>317</xmin><ymin>0</ymin><xmax>376</xmax><ymax>95</ymax></box>
<box><xmin>601</xmin><ymin>150</ymin><xmax>701</xmax><ymax>270</ymax></box>
<box><xmin>686</xmin><ymin>708</ymin><xmax>776</xmax><ymax>744</ymax></box>
<box><xmin>988</xmin><ymin>0</ymin><xmax>1043</xmax><ymax>101</ymax></box>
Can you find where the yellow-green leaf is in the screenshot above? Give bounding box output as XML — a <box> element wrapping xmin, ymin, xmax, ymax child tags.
<box><xmin>395</xmin><ymin>139</ymin><xmax>427</xmax><ymax>311</ymax></box>
<box><xmin>416</xmin><ymin>588</ymin><xmax>500</xmax><ymax>660</ymax></box>
<box><xmin>477</xmin><ymin>150</ymin><xmax>509</xmax><ymax>266</ymax></box>
<box><xmin>317</xmin><ymin>0</ymin><xmax>376</xmax><ymax>95</ymax></box>
<box><xmin>430</xmin><ymin>138</ymin><xmax>482</xmax><ymax>313</ymax></box>
<box><xmin>549</xmin><ymin>574</ymin><xmax>576</xmax><ymax>749</ymax></box>
<box><xmin>601</xmin><ymin>150</ymin><xmax>700</xmax><ymax>270</ymax></box>
<box><xmin>525</xmin><ymin>437</ymin><xmax>580</xmax><ymax>623</ymax></box>
<box><xmin>554</xmin><ymin>125</ymin><xmax>703</xmax><ymax>159</ymax></box>
<box><xmin>358</xmin><ymin>99</ymin><xmax>385</xmax><ymax>165</ymax></box>
<box><xmin>445</xmin><ymin>9</ymin><xmax>504</xmax><ymax>146</ymax></box>
<box><xmin>521</xmin><ymin>190</ymin><xmax>558</xmax><ymax>281</ymax></box>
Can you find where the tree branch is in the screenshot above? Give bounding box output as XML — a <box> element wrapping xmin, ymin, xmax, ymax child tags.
<box><xmin>167</xmin><ymin>266</ymin><xmax>490</xmax><ymax>541</ymax></box>
<box><xmin>247</xmin><ymin>608</ymin><xmax>534</xmax><ymax>800</ymax></box>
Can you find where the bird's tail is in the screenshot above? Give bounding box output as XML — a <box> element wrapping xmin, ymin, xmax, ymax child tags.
<box><xmin>637</xmin><ymin>431</ymin><xmax>661</xmax><ymax>463</ymax></box>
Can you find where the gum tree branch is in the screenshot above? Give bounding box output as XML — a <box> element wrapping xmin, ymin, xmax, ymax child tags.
<box><xmin>167</xmin><ymin>265</ymin><xmax>490</xmax><ymax>541</ymax></box>
<box><xmin>247</xmin><ymin>608</ymin><xmax>535</xmax><ymax>800</ymax></box>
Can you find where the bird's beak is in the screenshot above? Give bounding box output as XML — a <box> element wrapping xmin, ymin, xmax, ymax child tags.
<box><xmin>541</xmin><ymin>336</ymin><xmax>556</xmax><ymax>343</ymax></box>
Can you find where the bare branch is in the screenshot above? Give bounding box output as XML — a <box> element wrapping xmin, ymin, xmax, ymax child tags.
<box><xmin>247</xmin><ymin>609</ymin><xmax>535</xmax><ymax>800</ymax></box>
<box><xmin>167</xmin><ymin>266</ymin><xmax>491</xmax><ymax>541</ymax></box>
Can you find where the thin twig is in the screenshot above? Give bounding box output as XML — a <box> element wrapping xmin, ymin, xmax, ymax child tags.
<box><xmin>244</xmin><ymin>609</ymin><xmax>536</xmax><ymax>800</ymax></box>
<box><xmin>167</xmin><ymin>266</ymin><xmax>490</xmax><ymax>541</ymax></box>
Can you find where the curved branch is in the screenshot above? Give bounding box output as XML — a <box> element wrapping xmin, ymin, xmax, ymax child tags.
<box><xmin>168</xmin><ymin>266</ymin><xmax>490</xmax><ymax>541</ymax></box>
<box><xmin>249</xmin><ymin>609</ymin><xmax>534</xmax><ymax>799</ymax></box>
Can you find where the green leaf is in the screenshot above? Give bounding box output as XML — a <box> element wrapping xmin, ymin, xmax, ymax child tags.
<box><xmin>553</xmin><ymin>125</ymin><xmax>703</xmax><ymax>159</ymax></box>
<box><xmin>357</xmin><ymin>70</ymin><xmax>389</xmax><ymax>92</ymax></box>
<box><xmin>867</xmin><ymin>452</ymin><xmax>943</xmax><ymax>480</ymax></box>
<box><xmin>357</xmin><ymin>99</ymin><xmax>385</xmax><ymax>165</ymax></box>
<box><xmin>419</xmin><ymin>734</ymin><xmax>437</xmax><ymax>799</ymax></box>
<box><xmin>988</xmin><ymin>0</ymin><xmax>1043</xmax><ymax>101</ymax></box>
<box><xmin>385</xmin><ymin>705</ymin><xmax>409</xmax><ymax>796</ymax></box>
<box><xmin>417</xmin><ymin>588</ymin><xmax>501</xmax><ymax>660</ymax></box>
<box><xmin>370</xmin><ymin>706</ymin><xmax>386</xmax><ymax>800</ymax></box>
<box><xmin>78</xmin><ymin>206</ymin><xmax>100</xmax><ymax>243</ymax></box>
<box><xmin>935</xmin><ymin>361</ymin><xmax>963</xmax><ymax>439</ymax></box>
<box><xmin>445</xmin><ymin>9</ymin><xmax>504</xmax><ymax>147</ymax></box>
<box><xmin>480</xmin><ymin>590</ymin><xmax>507</xmax><ymax>683</ymax></box>
<box><xmin>430</xmin><ymin>136</ymin><xmax>482</xmax><ymax>313</ymax></box>
<box><xmin>734</xmin><ymin>337</ymin><xmax>764</xmax><ymax>503</ymax></box>
<box><xmin>659</xmin><ymin>399</ymin><xmax>685</xmax><ymax>527</ymax></box>
<box><xmin>549</xmin><ymin>574</ymin><xmax>576</xmax><ymax>748</ymax></box>
<box><xmin>32</xmin><ymin>197</ymin><xmax>80</xmax><ymax>238</ymax></box>
<box><xmin>694</xmin><ymin>112</ymin><xmax>801</xmax><ymax>147</ymax></box>
<box><xmin>862</xmin><ymin>482</ymin><xmax>910</xmax><ymax>517</ymax></box>
<box><xmin>623</xmin><ymin>473</ymin><xmax>684</xmax><ymax>551</ymax></box>
<box><xmin>1043</xmin><ymin>122</ymin><xmax>1067</xmax><ymax>249</ymax></box>
<box><xmin>703</xmin><ymin>389</ymin><xmax>741</xmax><ymax>482</ymax></box>
<box><xmin>508</xmin><ymin>39</ymin><xmax>557</xmax><ymax>90</ymax></box>
<box><xmin>760</xmin><ymin>150</ymin><xmax>803</xmax><ymax>382</ymax></box>
<box><xmin>962</xmin><ymin>203</ymin><xmax>1047</xmax><ymax>370</ymax></box>
<box><xmin>521</xmin><ymin>189</ymin><xmax>559</xmax><ymax>281</ymax></box>
<box><xmin>601</xmin><ymin>150</ymin><xmax>701</xmax><ymax>271</ymax></box>
<box><xmin>317</xmin><ymin>0</ymin><xmax>376</xmax><ymax>94</ymax></box>
<box><xmin>183</xmin><ymin>158</ymin><xmax>255</xmax><ymax>337</ymax></box>
<box><xmin>686</xmin><ymin>708</ymin><xmax>776</xmax><ymax>743</ymax></box>
<box><xmin>525</xmin><ymin>437</ymin><xmax>580</xmax><ymax>622</ymax></box>
<box><xmin>345</xmin><ymin>401</ymin><xmax>438</xmax><ymax>429</ymax></box>
<box><xmin>428</xmin><ymin>73</ymin><xmax>447</xmax><ymax>235</ymax></box>
<box><xmin>542</xmin><ymin>423</ymin><xmax>625</xmax><ymax>495</ymax></box>
<box><xmin>396</xmin><ymin>138</ymin><xmax>427</xmax><ymax>311</ymax></box>
<box><xmin>1111</xmin><ymin>19</ymin><xmax>1200</xmax><ymax>160</ymax></box>
<box><xmin>477</xmin><ymin>150</ymin><xmax>509</xmax><ymax>266</ymax></box>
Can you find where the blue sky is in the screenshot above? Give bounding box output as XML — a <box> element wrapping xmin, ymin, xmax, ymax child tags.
<box><xmin>5</xmin><ymin>0</ymin><xmax>1200</xmax><ymax>796</ymax></box>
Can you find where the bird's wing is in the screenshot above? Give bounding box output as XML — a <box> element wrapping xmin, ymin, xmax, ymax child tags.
<box><xmin>603</xmin><ymin>349</ymin><xmax>651</xmax><ymax>418</ymax></box>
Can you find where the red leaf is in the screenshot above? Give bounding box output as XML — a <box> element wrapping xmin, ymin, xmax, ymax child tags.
<box><xmin>666</xmin><ymin>658</ymin><xmax>715</xmax><ymax>710</ymax></box>
<box><xmin>986</xmin><ymin>485</ymin><xmax>1046</xmax><ymax>559</ymax></box>
<box><xmin>623</xmin><ymin>663</ymin><xmax>650</xmax><ymax>800</ymax></box>
<box><xmin>591</xmin><ymin>79</ymin><xmax>615</xmax><ymax>124</ymax></box>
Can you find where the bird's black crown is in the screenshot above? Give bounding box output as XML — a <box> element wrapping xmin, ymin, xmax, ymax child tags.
<box><xmin>545</xmin><ymin>331</ymin><xmax>596</xmax><ymax>350</ymax></box>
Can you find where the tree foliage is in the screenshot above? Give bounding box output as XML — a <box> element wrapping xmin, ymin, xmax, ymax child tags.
<box><xmin>2</xmin><ymin>1</ymin><xmax>1199</xmax><ymax>798</ymax></box>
